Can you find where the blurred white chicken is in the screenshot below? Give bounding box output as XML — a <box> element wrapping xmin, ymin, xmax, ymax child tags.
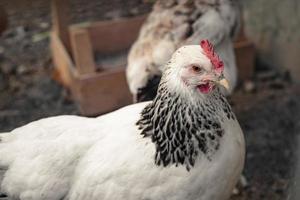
<box><xmin>127</xmin><ymin>0</ymin><xmax>240</xmax><ymax>102</ymax></box>
<box><xmin>0</xmin><ymin>41</ymin><xmax>245</xmax><ymax>200</ymax></box>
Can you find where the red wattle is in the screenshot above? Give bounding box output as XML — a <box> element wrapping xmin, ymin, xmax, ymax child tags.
<box><xmin>197</xmin><ymin>83</ymin><xmax>212</xmax><ymax>94</ymax></box>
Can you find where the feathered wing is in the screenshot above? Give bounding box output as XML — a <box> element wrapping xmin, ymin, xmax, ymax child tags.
<box><xmin>126</xmin><ymin>9</ymin><xmax>176</xmax><ymax>101</ymax></box>
<box><xmin>0</xmin><ymin>103</ymin><xmax>148</xmax><ymax>200</ymax></box>
<box><xmin>0</xmin><ymin>116</ymin><xmax>103</xmax><ymax>200</ymax></box>
<box><xmin>186</xmin><ymin>1</ymin><xmax>240</xmax><ymax>45</ymax></box>
<box><xmin>126</xmin><ymin>0</ymin><xmax>240</xmax><ymax>101</ymax></box>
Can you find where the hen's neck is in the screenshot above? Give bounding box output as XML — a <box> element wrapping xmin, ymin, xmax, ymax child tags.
<box><xmin>137</xmin><ymin>81</ymin><xmax>235</xmax><ymax>170</ymax></box>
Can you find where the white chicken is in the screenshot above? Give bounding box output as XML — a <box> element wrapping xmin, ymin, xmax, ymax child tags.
<box><xmin>0</xmin><ymin>41</ymin><xmax>245</xmax><ymax>200</ymax></box>
<box><xmin>126</xmin><ymin>0</ymin><xmax>240</xmax><ymax>102</ymax></box>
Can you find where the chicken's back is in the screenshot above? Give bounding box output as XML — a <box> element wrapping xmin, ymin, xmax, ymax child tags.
<box><xmin>0</xmin><ymin>102</ymin><xmax>149</xmax><ymax>200</ymax></box>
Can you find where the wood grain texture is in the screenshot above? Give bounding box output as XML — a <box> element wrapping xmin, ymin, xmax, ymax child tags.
<box><xmin>51</xmin><ymin>32</ymin><xmax>76</xmax><ymax>88</ymax></box>
<box><xmin>84</xmin><ymin>15</ymin><xmax>147</xmax><ymax>53</ymax></box>
<box><xmin>73</xmin><ymin>66</ymin><xmax>132</xmax><ymax>116</ymax></box>
<box><xmin>70</xmin><ymin>28</ymin><xmax>96</xmax><ymax>74</ymax></box>
<box><xmin>234</xmin><ymin>40</ymin><xmax>255</xmax><ymax>80</ymax></box>
<box><xmin>51</xmin><ymin>0</ymin><xmax>71</xmax><ymax>53</ymax></box>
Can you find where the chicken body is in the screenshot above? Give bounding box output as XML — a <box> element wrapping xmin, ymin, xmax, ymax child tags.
<box><xmin>0</xmin><ymin>44</ymin><xmax>245</xmax><ymax>200</ymax></box>
<box><xmin>0</xmin><ymin>102</ymin><xmax>244</xmax><ymax>200</ymax></box>
<box><xmin>127</xmin><ymin>0</ymin><xmax>240</xmax><ymax>101</ymax></box>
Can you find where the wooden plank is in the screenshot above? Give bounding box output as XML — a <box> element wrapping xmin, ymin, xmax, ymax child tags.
<box><xmin>51</xmin><ymin>0</ymin><xmax>71</xmax><ymax>53</ymax></box>
<box><xmin>73</xmin><ymin>66</ymin><xmax>132</xmax><ymax>116</ymax></box>
<box><xmin>234</xmin><ymin>40</ymin><xmax>255</xmax><ymax>80</ymax></box>
<box><xmin>50</xmin><ymin>32</ymin><xmax>76</xmax><ymax>88</ymax></box>
<box><xmin>70</xmin><ymin>28</ymin><xmax>96</xmax><ymax>74</ymax></box>
<box><xmin>83</xmin><ymin>15</ymin><xmax>147</xmax><ymax>53</ymax></box>
<box><xmin>234</xmin><ymin>15</ymin><xmax>247</xmax><ymax>43</ymax></box>
<box><xmin>0</xmin><ymin>6</ymin><xmax>7</xmax><ymax>35</ymax></box>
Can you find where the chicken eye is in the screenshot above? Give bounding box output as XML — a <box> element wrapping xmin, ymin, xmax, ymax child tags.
<box><xmin>192</xmin><ymin>65</ymin><xmax>202</xmax><ymax>73</ymax></box>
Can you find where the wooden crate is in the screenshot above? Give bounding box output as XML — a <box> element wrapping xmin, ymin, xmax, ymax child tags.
<box><xmin>51</xmin><ymin>0</ymin><xmax>146</xmax><ymax>116</ymax></box>
<box><xmin>51</xmin><ymin>0</ymin><xmax>254</xmax><ymax>116</ymax></box>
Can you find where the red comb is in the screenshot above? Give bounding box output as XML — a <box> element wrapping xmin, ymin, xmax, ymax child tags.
<box><xmin>200</xmin><ymin>40</ymin><xmax>224</xmax><ymax>74</ymax></box>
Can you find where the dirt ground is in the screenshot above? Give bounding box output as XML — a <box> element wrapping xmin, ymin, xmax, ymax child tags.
<box><xmin>0</xmin><ymin>0</ymin><xmax>299</xmax><ymax>199</ymax></box>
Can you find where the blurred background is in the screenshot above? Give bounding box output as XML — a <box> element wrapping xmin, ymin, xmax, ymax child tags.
<box><xmin>0</xmin><ymin>0</ymin><xmax>299</xmax><ymax>199</ymax></box>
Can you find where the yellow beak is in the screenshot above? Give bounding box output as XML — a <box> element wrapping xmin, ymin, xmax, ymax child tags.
<box><xmin>217</xmin><ymin>78</ymin><xmax>230</xmax><ymax>90</ymax></box>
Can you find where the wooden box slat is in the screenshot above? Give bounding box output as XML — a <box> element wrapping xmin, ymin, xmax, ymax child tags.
<box><xmin>234</xmin><ymin>40</ymin><xmax>255</xmax><ymax>80</ymax></box>
<box><xmin>88</xmin><ymin>16</ymin><xmax>146</xmax><ymax>53</ymax></box>
<box><xmin>70</xmin><ymin>28</ymin><xmax>96</xmax><ymax>74</ymax></box>
<box><xmin>51</xmin><ymin>32</ymin><xmax>76</xmax><ymax>88</ymax></box>
<box><xmin>73</xmin><ymin>67</ymin><xmax>132</xmax><ymax>115</ymax></box>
